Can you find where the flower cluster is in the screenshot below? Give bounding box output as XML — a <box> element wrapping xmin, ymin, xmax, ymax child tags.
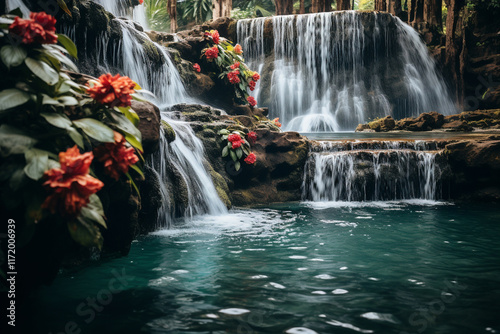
<box><xmin>193</xmin><ymin>63</ymin><xmax>201</xmax><ymax>72</ymax></box>
<box><xmin>218</xmin><ymin>129</ymin><xmax>257</xmax><ymax>171</ymax></box>
<box><xmin>247</xmin><ymin>96</ymin><xmax>257</xmax><ymax>107</ymax></box>
<box><xmin>199</xmin><ymin>30</ymin><xmax>259</xmax><ymax>107</ymax></box>
<box><xmin>94</xmin><ymin>132</ymin><xmax>140</xmax><ymax>180</ymax></box>
<box><xmin>42</xmin><ymin>146</ymin><xmax>104</xmax><ymax>217</ymax></box>
<box><xmin>227</xmin><ymin>70</ymin><xmax>240</xmax><ymax>84</ymax></box>
<box><xmin>9</xmin><ymin>12</ymin><xmax>57</xmax><ymax>44</ymax></box>
<box><xmin>205</xmin><ymin>46</ymin><xmax>219</xmax><ymax>60</ymax></box>
<box><xmin>273</xmin><ymin>118</ymin><xmax>282</xmax><ymax>128</ymax></box>
<box><xmin>86</xmin><ymin>73</ymin><xmax>136</xmax><ymax>107</ymax></box>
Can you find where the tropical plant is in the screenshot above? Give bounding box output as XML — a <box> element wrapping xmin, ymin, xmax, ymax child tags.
<box><xmin>197</xmin><ymin>30</ymin><xmax>262</xmax><ymax>107</ymax></box>
<box><xmin>218</xmin><ymin>129</ymin><xmax>257</xmax><ymax>171</ymax></box>
<box><xmin>0</xmin><ymin>9</ymin><xmax>146</xmax><ymax>250</ymax></box>
<box><xmin>145</xmin><ymin>0</ymin><xmax>171</xmax><ymax>31</ymax></box>
<box><xmin>180</xmin><ymin>0</ymin><xmax>213</xmax><ymax>23</ymax></box>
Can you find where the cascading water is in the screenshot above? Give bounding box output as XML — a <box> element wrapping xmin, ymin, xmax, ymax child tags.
<box><xmin>302</xmin><ymin>141</ymin><xmax>447</xmax><ymax>201</ymax></box>
<box><xmin>69</xmin><ymin>1</ymin><xmax>226</xmax><ymax>223</ymax></box>
<box><xmin>93</xmin><ymin>0</ymin><xmax>149</xmax><ymax>29</ymax></box>
<box><xmin>237</xmin><ymin>11</ymin><xmax>456</xmax><ymax>132</ymax></box>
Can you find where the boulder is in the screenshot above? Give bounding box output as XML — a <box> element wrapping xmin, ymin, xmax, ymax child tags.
<box><xmin>132</xmin><ymin>100</ymin><xmax>161</xmax><ymax>154</ymax></box>
<box><xmin>368</xmin><ymin>115</ymin><xmax>396</xmax><ymax>132</ymax></box>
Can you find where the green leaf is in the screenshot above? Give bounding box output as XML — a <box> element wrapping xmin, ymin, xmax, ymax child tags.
<box><xmin>129</xmin><ymin>164</ymin><xmax>144</xmax><ymax>180</ymax></box>
<box><xmin>73</xmin><ymin>118</ymin><xmax>115</xmax><ymax>143</ymax></box>
<box><xmin>116</xmin><ymin>107</ymin><xmax>140</xmax><ymax>126</ymax></box>
<box><xmin>40</xmin><ymin>112</ymin><xmax>72</xmax><ymax>129</ymax></box>
<box><xmin>57</xmin><ymin>0</ymin><xmax>73</xmax><ymax>17</ymax></box>
<box><xmin>80</xmin><ymin>206</ymin><xmax>107</xmax><ymax>229</ymax></box>
<box><xmin>108</xmin><ymin>111</ymin><xmax>142</xmax><ymax>141</ymax></box>
<box><xmin>69</xmin><ymin>218</ymin><xmax>103</xmax><ymax>249</ymax></box>
<box><xmin>124</xmin><ymin>133</ymin><xmax>143</xmax><ymax>153</ymax></box>
<box><xmin>68</xmin><ymin>127</ymin><xmax>84</xmax><ymax>148</ymax></box>
<box><xmin>24</xmin><ymin>149</ymin><xmax>50</xmax><ymax>180</ymax></box>
<box><xmin>235</xmin><ymin>161</ymin><xmax>241</xmax><ymax>171</ymax></box>
<box><xmin>0</xmin><ymin>89</ymin><xmax>31</xmax><ymax>112</ymax></box>
<box><xmin>236</xmin><ymin>147</ymin><xmax>243</xmax><ymax>159</ymax></box>
<box><xmin>25</xmin><ymin>57</ymin><xmax>59</xmax><ymax>86</ymax></box>
<box><xmin>44</xmin><ymin>46</ymin><xmax>78</xmax><ymax>72</ymax></box>
<box><xmin>230</xmin><ymin>149</ymin><xmax>237</xmax><ymax>162</ymax></box>
<box><xmin>227</xmin><ymin>141</ymin><xmax>232</xmax><ymax>149</ymax></box>
<box><xmin>126</xmin><ymin>172</ymin><xmax>141</xmax><ymax>199</ymax></box>
<box><xmin>58</xmin><ymin>96</ymin><xmax>79</xmax><ymax>106</ymax></box>
<box><xmin>0</xmin><ymin>124</ymin><xmax>37</xmax><ymax>157</ymax></box>
<box><xmin>1</xmin><ymin>45</ymin><xmax>27</xmax><ymax>68</ymax></box>
<box><xmin>218</xmin><ymin>129</ymin><xmax>230</xmax><ymax>135</ymax></box>
<box><xmin>57</xmin><ymin>33</ymin><xmax>77</xmax><ymax>58</ymax></box>
<box><xmin>222</xmin><ymin>146</ymin><xmax>229</xmax><ymax>157</ymax></box>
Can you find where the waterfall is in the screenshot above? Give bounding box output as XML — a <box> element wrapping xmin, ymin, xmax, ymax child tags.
<box><xmin>60</xmin><ymin>1</ymin><xmax>227</xmax><ymax>223</ymax></box>
<box><xmin>237</xmin><ymin>11</ymin><xmax>456</xmax><ymax>132</ymax></box>
<box><xmin>302</xmin><ymin>141</ymin><xmax>446</xmax><ymax>201</ymax></box>
<box><xmin>93</xmin><ymin>0</ymin><xmax>149</xmax><ymax>29</ymax></box>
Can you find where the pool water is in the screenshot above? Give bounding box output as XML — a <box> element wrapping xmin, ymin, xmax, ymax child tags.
<box><xmin>20</xmin><ymin>201</ymin><xmax>500</xmax><ymax>334</ymax></box>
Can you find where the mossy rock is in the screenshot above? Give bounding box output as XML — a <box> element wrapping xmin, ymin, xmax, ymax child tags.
<box><xmin>207</xmin><ymin>164</ymin><xmax>232</xmax><ymax>209</ymax></box>
<box><xmin>161</xmin><ymin>120</ymin><xmax>176</xmax><ymax>143</ymax></box>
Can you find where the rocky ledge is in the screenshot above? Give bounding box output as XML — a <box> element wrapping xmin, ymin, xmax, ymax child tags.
<box><xmin>356</xmin><ymin>109</ymin><xmax>500</xmax><ymax>132</ymax></box>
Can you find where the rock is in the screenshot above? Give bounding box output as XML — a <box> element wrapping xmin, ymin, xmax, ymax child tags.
<box><xmin>161</xmin><ymin>120</ymin><xmax>176</xmax><ymax>143</ymax></box>
<box><xmin>355</xmin><ymin>123</ymin><xmax>372</xmax><ymax>132</ymax></box>
<box><xmin>441</xmin><ymin>120</ymin><xmax>473</xmax><ymax>131</ymax></box>
<box><xmin>368</xmin><ymin>116</ymin><xmax>396</xmax><ymax>132</ymax></box>
<box><xmin>132</xmin><ymin>100</ymin><xmax>161</xmax><ymax>154</ymax></box>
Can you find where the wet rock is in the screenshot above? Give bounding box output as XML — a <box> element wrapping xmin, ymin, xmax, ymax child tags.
<box><xmin>132</xmin><ymin>100</ymin><xmax>161</xmax><ymax>154</ymax></box>
<box><xmin>368</xmin><ymin>116</ymin><xmax>396</xmax><ymax>132</ymax></box>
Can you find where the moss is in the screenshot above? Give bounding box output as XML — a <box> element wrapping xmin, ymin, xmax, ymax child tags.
<box><xmin>207</xmin><ymin>165</ymin><xmax>232</xmax><ymax>209</ymax></box>
<box><xmin>161</xmin><ymin>120</ymin><xmax>176</xmax><ymax>143</ymax></box>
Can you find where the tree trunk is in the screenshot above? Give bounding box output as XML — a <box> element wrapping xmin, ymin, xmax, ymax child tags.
<box><xmin>424</xmin><ymin>0</ymin><xmax>442</xmax><ymax>29</ymax></box>
<box><xmin>300</xmin><ymin>0</ymin><xmax>306</xmax><ymax>14</ymax></box>
<box><xmin>374</xmin><ymin>0</ymin><xmax>387</xmax><ymax>11</ymax></box>
<box><xmin>167</xmin><ymin>0</ymin><xmax>177</xmax><ymax>32</ymax></box>
<box><xmin>337</xmin><ymin>0</ymin><xmax>351</xmax><ymax>10</ymax></box>
<box><xmin>444</xmin><ymin>0</ymin><xmax>466</xmax><ymax>104</ymax></box>
<box><xmin>409</xmin><ymin>0</ymin><xmax>425</xmax><ymax>23</ymax></box>
<box><xmin>212</xmin><ymin>0</ymin><xmax>232</xmax><ymax>19</ymax></box>
<box><xmin>275</xmin><ymin>0</ymin><xmax>294</xmax><ymax>15</ymax></box>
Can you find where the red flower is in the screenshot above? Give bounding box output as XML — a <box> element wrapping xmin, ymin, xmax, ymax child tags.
<box><xmin>252</xmin><ymin>72</ymin><xmax>260</xmax><ymax>82</ymax></box>
<box><xmin>228</xmin><ymin>133</ymin><xmax>242</xmax><ymax>143</ymax></box>
<box><xmin>227</xmin><ymin>70</ymin><xmax>240</xmax><ymax>84</ymax></box>
<box><xmin>9</xmin><ymin>12</ymin><xmax>57</xmax><ymax>44</ymax></box>
<box><xmin>273</xmin><ymin>117</ymin><xmax>282</xmax><ymax>127</ymax></box>
<box><xmin>193</xmin><ymin>63</ymin><xmax>201</xmax><ymax>72</ymax></box>
<box><xmin>139</xmin><ymin>0</ymin><xmax>144</xmax><ymax>3</ymax></box>
<box><xmin>210</xmin><ymin>30</ymin><xmax>220</xmax><ymax>44</ymax></box>
<box><xmin>42</xmin><ymin>146</ymin><xmax>104</xmax><ymax>217</ymax></box>
<box><xmin>205</xmin><ymin>46</ymin><xmax>219</xmax><ymax>60</ymax></box>
<box><xmin>86</xmin><ymin>73</ymin><xmax>136</xmax><ymax>107</ymax></box>
<box><xmin>94</xmin><ymin>132</ymin><xmax>139</xmax><ymax>180</ymax></box>
<box><xmin>230</xmin><ymin>62</ymin><xmax>240</xmax><ymax>70</ymax></box>
<box><xmin>244</xmin><ymin>152</ymin><xmax>256</xmax><ymax>164</ymax></box>
<box><xmin>247</xmin><ymin>96</ymin><xmax>257</xmax><ymax>107</ymax></box>
<box><xmin>231</xmin><ymin>140</ymin><xmax>244</xmax><ymax>149</ymax></box>
<box><xmin>247</xmin><ymin>131</ymin><xmax>257</xmax><ymax>144</ymax></box>
<box><xmin>249</xmin><ymin>80</ymin><xmax>256</xmax><ymax>91</ymax></box>
<box><xmin>234</xmin><ymin>44</ymin><xmax>243</xmax><ymax>54</ymax></box>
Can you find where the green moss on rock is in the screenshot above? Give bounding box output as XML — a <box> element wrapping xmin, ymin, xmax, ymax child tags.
<box><xmin>161</xmin><ymin>120</ymin><xmax>176</xmax><ymax>143</ymax></box>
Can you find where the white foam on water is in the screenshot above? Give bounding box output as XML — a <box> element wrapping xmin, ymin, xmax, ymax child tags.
<box><xmin>219</xmin><ymin>308</ymin><xmax>251</xmax><ymax>315</ymax></box>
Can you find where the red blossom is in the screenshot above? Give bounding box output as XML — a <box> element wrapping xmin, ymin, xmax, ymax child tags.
<box><xmin>249</xmin><ymin>80</ymin><xmax>256</xmax><ymax>91</ymax></box>
<box><xmin>273</xmin><ymin>117</ymin><xmax>282</xmax><ymax>127</ymax></box>
<box><xmin>193</xmin><ymin>63</ymin><xmax>201</xmax><ymax>72</ymax></box>
<box><xmin>205</xmin><ymin>46</ymin><xmax>219</xmax><ymax>60</ymax></box>
<box><xmin>234</xmin><ymin>44</ymin><xmax>243</xmax><ymax>54</ymax></box>
<box><xmin>9</xmin><ymin>12</ymin><xmax>57</xmax><ymax>45</ymax></box>
<box><xmin>210</xmin><ymin>30</ymin><xmax>220</xmax><ymax>44</ymax></box>
<box><xmin>247</xmin><ymin>96</ymin><xmax>257</xmax><ymax>107</ymax></box>
<box><xmin>139</xmin><ymin>0</ymin><xmax>144</xmax><ymax>3</ymax></box>
<box><xmin>228</xmin><ymin>133</ymin><xmax>242</xmax><ymax>143</ymax></box>
<box><xmin>252</xmin><ymin>72</ymin><xmax>261</xmax><ymax>81</ymax></box>
<box><xmin>94</xmin><ymin>132</ymin><xmax>139</xmax><ymax>180</ymax></box>
<box><xmin>227</xmin><ymin>70</ymin><xmax>240</xmax><ymax>84</ymax></box>
<box><xmin>42</xmin><ymin>146</ymin><xmax>104</xmax><ymax>217</ymax></box>
<box><xmin>244</xmin><ymin>152</ymin><xmax>257</xmax><ymax>164</ymax></box>
<box><xmin>230</xmin><ymin>62</ymin><xmax>240</xmax><ymax>70</ymax></box>
<box><xmin>86</xmin><ymin>73</ymin><xmax>136</xmax><ymax>107</ymax></box>
<box><xmin>247</xmin><ymin>131</ymin><xmax>257</xmax><ymax>144</ymax></box>
<box><xmin>231</xmin><ymin>139</ymin><xmax>244</xmax><ymax>149</ymax></box>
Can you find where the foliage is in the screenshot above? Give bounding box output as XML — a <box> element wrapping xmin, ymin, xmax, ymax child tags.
<box><xmin>218</xmin><ymin>129</ymin><xmax>257</xmax><ymax>171</ymax></box>
<box><xmin>0</xmin><ymin>10</ymin><xmax>146</xmax><ymax>250</ymax></box>
<box><xmin>231</xmin><ymin>7</ymin><xmax>257</xmax><ymax>19</ymax></box>
<box><xmin>145</xmin><ymin>0</ymin><xmax>171</xmax><ymax>31</ymax></box>
<box><xmin>198</xmin><ymin>30</ymin><xmax>261</xmax><ymax>107</ymax></box>
<box><xmin>181</xmin><ymin>0</ymin><xmax>213</xmax><ymax>23</ymax></box>
<box><xmin>466</xmin><ymin>0</ymin><xmax>500</xmax><ymax>10</ymax></box>
<box><xmin>358</xmin><ymin>0</ymin><xmax>374</xmax><ymax>10</ymax></box>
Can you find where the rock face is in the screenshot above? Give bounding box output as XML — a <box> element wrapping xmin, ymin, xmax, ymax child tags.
<box><xmin>444</xmin><ymin>136</ymin><xmax>500</xmax><ymax>201</ymax></box>
<box><xmin>168</xmin><ymin>104</ymin><xmax>309</xmax><ymax>206</ymax></box>
<box><xmin>356</xmin><ymin>110</ymin><xmax>500</xmax><ymax>132</ymax></box>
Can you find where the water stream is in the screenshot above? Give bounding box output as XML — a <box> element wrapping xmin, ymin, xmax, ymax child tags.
<box><xmin>237</xmin><ymin>11</ymin><xmax>456</xmax><ymax>132</ymax></box>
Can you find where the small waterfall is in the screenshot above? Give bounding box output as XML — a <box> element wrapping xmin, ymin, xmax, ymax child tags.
<box><xmin>93</xmin><ymin>0</ymin><xmax>149</xmax><ymax>29</ymax></box>
<box><xmin>237</xmin><ymin>11</ymin><xmax>456</xmax><ymax>132</ymax></box>
<box><xmin>302</xmin><ymin>141</ymin><xmax>446</xmax><ymax>201</ymax></box>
